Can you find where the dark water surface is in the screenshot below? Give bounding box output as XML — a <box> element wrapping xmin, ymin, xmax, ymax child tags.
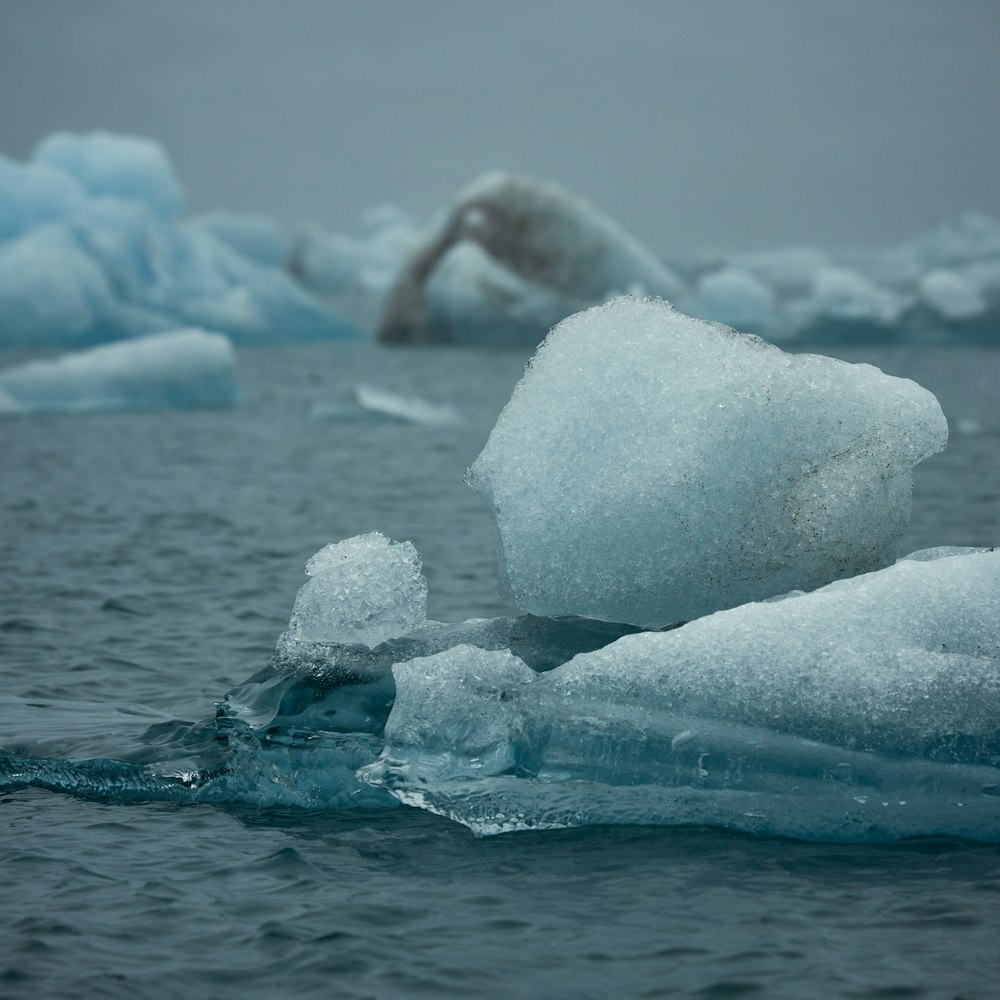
<box><xmin>2</xmin><ymin>342</ymin><xmax>999</xmax><ymax>998</ymax></box>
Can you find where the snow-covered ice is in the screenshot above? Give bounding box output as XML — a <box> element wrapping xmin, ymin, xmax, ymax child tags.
<box><xmin>0</xmin><ymin>328</ymin><xmax>237</xmax><ymax>413</ymax></box>
<box><xmin>468</xmin><ymin>296</ymin><xmax>948</xmax><ymax>626</ymax></box>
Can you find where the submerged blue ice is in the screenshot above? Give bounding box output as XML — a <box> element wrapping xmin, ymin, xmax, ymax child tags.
<box><xmin>2</xmin><ymin>541</ymin><xmax>997</xmax><ymax>842</ymax></box>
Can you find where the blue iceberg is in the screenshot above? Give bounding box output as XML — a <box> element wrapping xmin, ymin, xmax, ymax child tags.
<box><xmin>0</xmin><ymin>131</ymin><xmax>359</xmax><ymax>346</ymax></box>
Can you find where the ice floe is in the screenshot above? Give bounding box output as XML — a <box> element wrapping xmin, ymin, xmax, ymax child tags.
<box><xmin>0</xmin><ymin>328</ymin><xmax>237</xmax><ymax>413</ymax></box>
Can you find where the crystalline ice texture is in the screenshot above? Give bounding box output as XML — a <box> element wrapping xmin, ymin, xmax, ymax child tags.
<box><xmin>364</xmin><ymin>548</ymin><xmax>1000</xmax><ymax>840</ymax></box>
<box><xmin>468</xmin><ymin>296</ymin><xmax>948</xmax><ymax>626</ymax></box>
<box><xmin>288</xmin><ymin>533</ymin><xmax>428</xmax><ymax>648</ymax></box>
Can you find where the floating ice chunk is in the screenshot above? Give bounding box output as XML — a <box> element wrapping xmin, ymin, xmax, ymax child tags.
<box><xmin>693</xmin><ymin>266</ymin><xmax>776</xmax><ymax>332</ymax></box>
<box><xmin>353</xmin><ymin>384</ymin><xmax>461</xmax><ymax>426</ymax></box>
<box><xmin>34</xmin><ymin>131</ymin><xmax>185</xmax><ymax>220</ymax></box>
<box><xmin>365</xmin><ymin>548</ymin><xmax>1000</xmax><ymax>841</ymax></box>
<box><xmin>288</xmin><ymin>534</ymin><xmax>428</xmax><ymax>648</ymax></box>
<box><xmin>468</xmin><ymin>296</ymin><xmax>947</xmax><ymax>626</ymax></box>
<box><xmin>378</xmin><ymin>171</ymin><xmax>686</xmax><ymax>344</ymax></box>
<box><xmin>0</xmin><ymin>329</ymin><xmax>237</xmax><ymax>413</ymax></box>
<box><xmin>190</xmin><ymin>211</ymin><xmax>290</xmax><ymax>269</ymax></box>
<box><xmin>309</xmin><ymin>385</ymin><xmax>461</xmax><ymax>426</ymax></box>
<box><xmin>918</xmin><ymin>269</ymin><xmax>987</xmax><ymax>321</ymax></box>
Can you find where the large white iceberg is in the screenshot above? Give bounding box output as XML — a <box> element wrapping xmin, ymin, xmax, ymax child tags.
<box><xmin>0</xmin><ymin>328</ymin><xmax>237</xmax><ymax>413</ymax></box>
<box><xmin>364</xmin><ymin>547</ymin><xmax>1000</xmax><ymax>840</ymax></box>
<box><xmin>377</xmin><ymin>172</ymin><xmax>687</xmax><ymax>345</ymax></box>
<box><xmin>0</xmin><ymin>131</ymin><xmax>358</xmax><ymax>346</ymax></box>
<box><xmin>468</xmin><ymin>296</ymin><xmax>948</xmax><ymax>626</ymax></box>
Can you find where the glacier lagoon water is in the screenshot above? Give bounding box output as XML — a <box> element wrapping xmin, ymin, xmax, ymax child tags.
<box><xmin>1</xmin><ymin>341</ymin><xmax>999</xmax><ymax>998</ymax></box>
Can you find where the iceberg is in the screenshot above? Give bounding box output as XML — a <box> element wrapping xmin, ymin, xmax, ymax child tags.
<box><xmin>692</xmin><ymin>265</ymin><xmax>776</xmax><ymax>334</ymax></box>
<box><xmin>288</xmin><ymin>204</ymin><xmax>422</xmax><ymax>333</ymax></box>
<box><xmin>918</xmin><ymin>269</ymin><xmax>987</xmax><ymax>321</ymax></box>
<box><xmin>377</xmin><ymin>171</ymin><xmax>687</xmax><ymax>345</ymax></box>
<box><xmin>0</xmin><ymin>131</ymin><xmax>359</xmax><ymax>346</ymax></box>
<box><xmin>190</xmin><ymin>210</ymin><xmax>290</xmax><ymax>270</ymax></box>
<box><xmin>2</xmin><ymin>539</ymin><xmax>997</xmax><ymax>842</ymax></box>
<box><xmin>363</xmin><ymin>548</ymin><xmax>1000</xmax><ymax>841</ymax></box>
<box><xmin>0</xmin><ymin>329</ymin><xmax>237</xmax><ymax>413</ymax></box>
<box><xmin>33</xmin><ymin>131</ymin><xmax>185</xmax><ymax>221</ymax></box>
<box><xmin>468</xmin><ymin>296</ymin><xmax>947</xmax><ymax>626</ymax></box>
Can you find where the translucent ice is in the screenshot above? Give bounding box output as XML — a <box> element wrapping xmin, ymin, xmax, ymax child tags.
<box><xmin>468</xmin><ymin>296</ymin><xmax>948</xmax><ymax>626</ymax></box>
<box><xmin>377</xmin><ymin>171</ymin><xmax>686</xmax><ymax>345</ymax></box>
<box><xmin>0</xmin><ymin>329</ymin><xmax>237</xmax><ymax>413</ymax></box>
<box><xmin>288</xmin><ymin>534</ymin><xmax>429</xmax><ymax>648</ymax></box>
<box><xmin>364</xmin><ymin>548</ymin><xmax>1000</xmax><ymax>840</ymax></box>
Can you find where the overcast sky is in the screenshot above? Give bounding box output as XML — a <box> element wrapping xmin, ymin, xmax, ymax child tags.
<box><xmin>1</xmin><ymin>0</ymin><xmax>998</xmax><ymax>254</ymax></box>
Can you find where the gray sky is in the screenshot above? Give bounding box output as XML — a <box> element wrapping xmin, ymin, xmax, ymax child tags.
<box><xmin>1</xmin><ymin>0</ymin><xmax>998</xmax><ymax>253</ymax></box>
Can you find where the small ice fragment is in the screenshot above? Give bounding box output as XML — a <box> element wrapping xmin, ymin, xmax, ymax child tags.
<box><xmin>288</xmin><ymin>533</ymin><xmax>428</xmax><ymax>647</ymax></box>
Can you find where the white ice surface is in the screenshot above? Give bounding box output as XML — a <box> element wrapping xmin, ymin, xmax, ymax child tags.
<box><xmin>289</xmin><ymin>534</ymin><xmax>428</xmax><ymax>648</ymax></box>
<box><xmin>469</xmin><ymin>296</ymin><xmax>947</xmax><ymax>626</ymax></box>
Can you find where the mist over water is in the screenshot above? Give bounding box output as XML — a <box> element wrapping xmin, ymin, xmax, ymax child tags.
<box><xmin>2</xmin><ymin>1</ymin><xmax>999</xmax><ymax>252</ymax></box>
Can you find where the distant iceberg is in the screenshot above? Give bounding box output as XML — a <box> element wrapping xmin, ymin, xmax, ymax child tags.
<box><xmin>0</xmin><ymin>131</ymin><xmax>359</xmax><ymax>347</ymax></box>
<box><xmin>704</xmin><ymin>211</ymin><xmax>1000</xmax><ymax>345</ymax></box>
<box><xmin>376</xmin><ymin>172</ymin><xmax>687</xmax><ymax>346</ymax></box>
<box><xmin>0</xmin><ymin>328</ymin><xmax>237</xmax><ymax>413</ymax></box>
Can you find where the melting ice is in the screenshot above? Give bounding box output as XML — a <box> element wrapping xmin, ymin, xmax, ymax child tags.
<box><xmin>1</xmin><ymin>290</ymin><xmax>996</xmax><ymax>844</ymax></box>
